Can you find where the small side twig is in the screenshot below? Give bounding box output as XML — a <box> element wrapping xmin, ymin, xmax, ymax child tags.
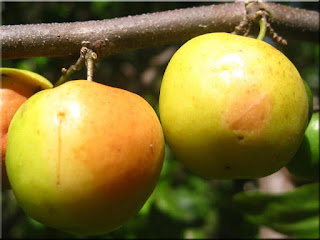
<box><xmin>55</xmin><ymin>47</ymin><xmax>87</xmax><ymax>87</ymax></box>
<box><xmin>55</xmin><ymin>42</ymin><xmax>98</xmax><ymax>87</ymax></box>
<box><xmin>246</xmin><ymin>2</ymin><xmax>288</xmax><ymax>46</ymax></box>
<box><xmin>265</xmin><ymin>21</ymin><xmax>288</xmax><ymax>45</ymax></box>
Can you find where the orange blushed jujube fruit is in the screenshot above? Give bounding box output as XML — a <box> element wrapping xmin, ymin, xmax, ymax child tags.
<box><xmin>6</xmin><ymin>80</ymin><xmax>165</xmax><ymax>235</ymax></box>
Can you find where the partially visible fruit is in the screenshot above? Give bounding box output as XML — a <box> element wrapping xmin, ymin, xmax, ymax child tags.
<box><xmin>286</xmin><ymin>112</ymin><xmax>319</xmax><ymax>181</ymax></box>
<box><xmin>1</xmin><ymin>67</ymin><xmax>53</xmax><ymax>189</ymax></box>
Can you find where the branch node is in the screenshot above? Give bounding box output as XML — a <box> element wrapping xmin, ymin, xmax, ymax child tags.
<box><xmin>232</xmin><ymin>1</ymin><xmax>250</xmax><ymax>35</ymax></box>
<box><xmin>81</xmin><ymin>41</ymin><xmax>91</xmax><ymax>47</ymax></box>
<box><xmin>61</xmin><ymin>68</ymin><xmax>67</xmax><ymax>74</ymax></box>
<box><xmin>246</xmin><ymin>2</ymin><xmax>287</xmax><ymax>46</ymax></box>
<box><xmin>54</xmin><ymin>43</ymin><xmax>99</xmax><ymax>87</ymax></box>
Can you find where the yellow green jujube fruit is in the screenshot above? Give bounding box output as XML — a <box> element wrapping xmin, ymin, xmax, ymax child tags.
<box><xmin>159</xmin><ymin>32</ymin><xmax>309</xmax><ymax>179</ymax></box>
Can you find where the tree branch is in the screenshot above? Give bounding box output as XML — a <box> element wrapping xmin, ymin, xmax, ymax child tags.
<box><xmin>1</xmin><ymin>2</ymin><xmax>319</xmax><ymax>60</ymax></box>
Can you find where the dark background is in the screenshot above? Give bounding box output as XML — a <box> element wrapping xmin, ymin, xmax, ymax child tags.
<box><xmin>1</xmin><ymin>2</ymin><xmax>319</xmax><ymax>238</ymax></box>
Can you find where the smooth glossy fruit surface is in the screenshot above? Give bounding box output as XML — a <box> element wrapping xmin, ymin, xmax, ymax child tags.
<box><xmin>286</xmin><ymin>112</ymin><xmax>319</xmax><ymax>181</ymax></box>
<box><xmin>6</xmin><ymin>80</ymin><xmax>164</xmax><ymax>235</ymax></box>
<box><xmin>159</xmin><ymin>32</ymin><xmax>308</xmax><ymax>179</ymax></box>
<box><xmin>1</xmin><ymin>68</ymin><xmax>52</xmax><ymax>189</ymax></box>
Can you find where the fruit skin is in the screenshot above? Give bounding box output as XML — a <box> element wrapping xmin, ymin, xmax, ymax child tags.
<box><xmin>159</xmin><ymin>32</ymin><xmax>308</xmax><ymax>179</ymax></box>
<box><xmin>286</xmin><ymin>112</ymin><xmax>319</xmax><ymax>181</ymax></box>
<box><xmin>302</xmin><ymin>79</ymin><xmax>313</xmax><ymax>123</ymax></box>
<box><xmin>6</xmin><ymin>80</ymin><xmax>165</xmax><ymax>235</ymax></box>
<box><xmin>1</xmin><ymin>68</ymin><xmax>52</xmax><ymax>189</ymax></box>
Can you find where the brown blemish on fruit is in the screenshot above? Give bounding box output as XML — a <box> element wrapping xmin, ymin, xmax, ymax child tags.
<box><xmin>225</xmin><ymin>166</ymin><xmax>231</xmax><ymax>170</ymax></box>
<box><xmin>149</xmin><ymin>143</ymin><xmax>154</xmax><ymax>153</ymax></box>
<box><xmin>57</xmin><ymin>111</ymin><xmax>66</xmax><ymax>118</ymax></box>
<box><xmin>226</xmin><ymin>89</ymin><xmax>269</xmax><ymax>132</ymax></box>
<box><xmin>237</xmin><ymin>135</ymin><xmax>244</xmax><ymax>141</ymax></box>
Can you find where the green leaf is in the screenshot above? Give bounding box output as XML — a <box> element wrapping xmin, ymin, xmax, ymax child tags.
<box><xmin>233</xmin><ymin>183</ymin><xmax>319</xmax><ymax>238</ymax></box>
<box><xmin>153</xmin><ymin>176</ymin><xmax>212</xmax><ymax>222</ymax></box>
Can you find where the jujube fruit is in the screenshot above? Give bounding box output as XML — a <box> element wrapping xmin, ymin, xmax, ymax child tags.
<box><xmin>6</xmin><ymin>80</ymin><xmax>165</xmax><ymax>235</ymax></box>
<box><xmin>159</xmin><ymin>32</ymin><xmax>308</xmax><ymax>179</ymax></box>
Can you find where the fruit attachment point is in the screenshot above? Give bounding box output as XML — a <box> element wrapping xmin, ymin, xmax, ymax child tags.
<box><xmin>55</xmin><ymin>42</ymin><xmax>98</xmax><ymax>87</ymax></box>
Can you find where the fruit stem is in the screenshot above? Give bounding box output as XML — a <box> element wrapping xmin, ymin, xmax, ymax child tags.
<box><xmin>257</xmin><ymin>16</ymin><xmax>267</xmax><ymax>41</ymax></box>
<box><xmin>85</xmin><ymin>51</ymin><xmax>97</xmax><ymax>82</ymax></box>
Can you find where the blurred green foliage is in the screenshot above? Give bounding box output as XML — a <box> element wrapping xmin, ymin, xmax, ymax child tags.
<box><xmin>234</xmin><ymin>183</ymin><xmax>320</xmax><ymax>238</ymax></box>
<box><xmin>1</xmin><ymin>2</ymin><xmax>319</xmax><ymax>239</ymax></box>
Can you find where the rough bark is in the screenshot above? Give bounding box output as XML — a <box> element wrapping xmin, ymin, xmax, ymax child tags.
<box><xmin>1</xmin><ymin>2</ymin><xmax>319</xmax><ymax>60</ymax></box>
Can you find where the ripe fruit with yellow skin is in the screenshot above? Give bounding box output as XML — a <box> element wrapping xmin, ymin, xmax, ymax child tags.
<box><xmin>1</xmin><ymin>68</ymin><xmax>52</xmax><ymax>189</ymax></box>
<box><xmin>159</xmin><ymin>32</ymin><xmax>308</xmax><ymax>179</ymax></box>
<box><xmin>6</xmin><ymin>80</ymin><xmax>164</xmax><ymax>235</ymax></box>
